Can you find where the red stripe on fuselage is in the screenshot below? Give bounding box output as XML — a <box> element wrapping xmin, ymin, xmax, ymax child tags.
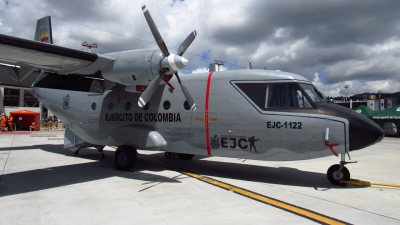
<box><xmin>205</xmin><ymin>72</ymin><xmax>214</xmax><ymax>156</ymax></box>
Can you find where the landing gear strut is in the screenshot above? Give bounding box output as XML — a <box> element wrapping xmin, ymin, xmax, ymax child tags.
<box><xmin>72</xmin><ymin>147</ymin><xmax>81</xmax><ymax>156</ymax></box>
<box><xmin>95</xmin><ymin>145</ymin><xmax>105</xmax><ymax>159</ymax></box>
<box><xmin>114</xmin><ymin>145</ymin><xmax>137</xmax><ymax>171</ymax></box>
<box><xmin>73</xmin><ymin>148</ymin><xmax>80</xmax><ymax>155</ymax></box>
<box><xmin>327</xmin><ymin>153</ymin><xmax>356</xmax><ymax>185</ymax></box>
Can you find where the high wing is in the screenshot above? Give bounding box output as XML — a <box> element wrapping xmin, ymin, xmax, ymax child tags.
<box><xmin>0</xmin><ymin>34</ymin><xmax>114</xmax><ymax>84</ymax></box>
<box><xmin>1</xmin><ymin>6</ymin><xmax>197</xmax><ymax>108</ymax></box>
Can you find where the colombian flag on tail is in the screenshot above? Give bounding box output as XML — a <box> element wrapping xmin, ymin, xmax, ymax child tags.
<box><xmin>41</xmin><ymin>33</ymin><xmax>49</xmax><ymax>42</ymax></box>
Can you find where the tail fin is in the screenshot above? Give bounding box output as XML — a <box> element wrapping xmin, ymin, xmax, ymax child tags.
<box><xmin>34</xmin><ymin>16</ymin><xmax>53</xmax><ymax>44</ymax></box>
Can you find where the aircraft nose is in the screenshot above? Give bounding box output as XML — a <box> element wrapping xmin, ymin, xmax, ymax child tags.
<box><xmin>349</xmin><ymin>111</ymin><xmax>384</xmax><ymax>151</ymax></box>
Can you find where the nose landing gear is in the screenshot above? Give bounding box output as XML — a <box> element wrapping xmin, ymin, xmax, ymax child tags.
<box><xmin>327</xmin><ymin>153</ymin><xmax>357</xmax><ymax>185</ymax></box>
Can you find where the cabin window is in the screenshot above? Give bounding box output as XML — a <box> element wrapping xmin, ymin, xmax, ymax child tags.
<box><xmin>91</xmin><ymin>102</ymin><xmax>96</xmax><ymax>110</ymax></box>
<box><xmin>143</xmin><ymin>102</ymin><xmax>150</xmax><ymax>110</ymax></box>
<box><xmin>125</xmin><ymin>102</ymin><xmax>131</xmax><ymax>110</ymax></box>
<box><xmin>183</xmin><ymin>101</ymin><xmax>190</xmax><ymax>110</ymax></box>
<box><xmin>163</xmin><ymin>101</ymin><xmax>171</xmax><ymax>110</ymax></box>
<box><xmin>108</xmin><ymin>102</ymin><xmax>114</xmax><ymax>111</ymax></box>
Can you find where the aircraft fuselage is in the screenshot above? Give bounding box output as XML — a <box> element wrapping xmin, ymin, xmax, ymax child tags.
<box><xmin>35</xmin><ymin>69</ymin><xmax>383</xmax><ymax>161</ymax></box>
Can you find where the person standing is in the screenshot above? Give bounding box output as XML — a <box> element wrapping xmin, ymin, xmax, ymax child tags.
<box><xmin>54</xmin><ymin>115</ymin><xmax>58</xmax><ymax>129</ymax></box>
<box><xmin>48</xmin><ymin>116</ymin><xmax>53</xmax><ymax>130</ymax></box>
<box><xmin>29</xmin><ymin>121</ymin><xmax>36</xmax><ymax>131</ymax></box>
<box><xmin>1</xmin><ymin>113</ymin><xmax>7</xmax><ymax>132</ymax></box>
<box><xmin>8</xmin><ymin>114</ymin><xmax>13</xmax><ymax>131</ymax></box>
<box><xmin>44</xmin><ymin>116</ymin><xmax>49</xmax><ymax>131</ymax></box>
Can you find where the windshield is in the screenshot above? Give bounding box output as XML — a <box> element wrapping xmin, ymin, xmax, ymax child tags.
<box><xmin>299</xmin><ymin>83</ymin><xmax>326</xmax><ymax>102</ymax></box>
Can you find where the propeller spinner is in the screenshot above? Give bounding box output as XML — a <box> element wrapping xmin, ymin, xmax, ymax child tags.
<box><xmin>139</xmin><ymin>5</ymin><xmax>197</xmax><ymax>111</ymax></box>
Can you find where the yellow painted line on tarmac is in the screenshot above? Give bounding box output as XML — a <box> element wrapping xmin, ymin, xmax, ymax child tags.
<box><xmin>341</xmin><ymin>179</ymin><xmax>400</xmax><ymax>188</ymax></box>
<box><xmin>139</xmin><ymin>155</ymin><xmax>349</xmax><ymax>225</ymax></box>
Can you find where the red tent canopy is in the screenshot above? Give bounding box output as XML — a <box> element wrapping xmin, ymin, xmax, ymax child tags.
<box><xmin>10</xmin><ymin>110</ymin><xmax>40</xmax><ymax>131</ymax></box>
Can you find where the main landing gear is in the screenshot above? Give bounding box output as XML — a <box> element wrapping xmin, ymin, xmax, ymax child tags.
<box><xmin>95</xmin><ymin>145</ymin><xmax>105</xmax><ymax>159</ymax></box>
<box><xmin>72</xmin><ymin>146</ymin><xmax>105</xmax><ymax>159</ymax></box>
<box><xmin>73</xmin><ymin>147</ymin><xmax>80</xmax><ymax>156</ymax></box>
<box><xmin>327</xmin><ymin>153</ymin><xmax>356</xmax><ymax>185</ymax></box>
<box><xmin>164</xmin><ymin>151</ymin><xmax>195</xmax><ymax>160</ymax></box>
<box><xmin>114</xmin><ymin>145</ymin><xmax>138</xmax><ymax>171</ymax></box>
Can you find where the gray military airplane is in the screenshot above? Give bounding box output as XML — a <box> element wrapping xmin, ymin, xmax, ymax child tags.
<box><xmin>0</xmin><ymin>5</ymin><xmax>384</xmax><ymax>185</ymax></box>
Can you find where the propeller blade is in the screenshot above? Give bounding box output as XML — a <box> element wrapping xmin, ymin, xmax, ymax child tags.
<box><xmin>248</xmin><ymin>57</ymin><xmax>253</xmax><ymax>69</ymax></box>
<box><xmin>175</xmin><ymin>72</ymin><xmax>196</xmax><ymax>111</ymax></box>
<box><xmin>177</xmin><ymin>30</ymin><xmax>197</xmax><ymax>56</ymax></box>
<box><xmin>142</xmin><ymin>5</ymin><xmax>169</xmax><ymax>56</ymax></box>
<box><xmin>138</xmin><ymin>68</ymin><xmax>169</xmax><ymax>107</ymax></box>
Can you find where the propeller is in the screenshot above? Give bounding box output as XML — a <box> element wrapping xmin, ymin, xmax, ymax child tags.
<box><xmin>139</xmin><ymin>5</ymin><xmax>197</xmax><ymax>110</ymax></box>
<box><xmin>177</xmin><ymin>30</ymin><xmax>197</xmax><ymax>56</ymax></box>
<box><xmin>175</xmin><ymin>72</ymin><xmax>196</xmax><ymax>110</ymax></box>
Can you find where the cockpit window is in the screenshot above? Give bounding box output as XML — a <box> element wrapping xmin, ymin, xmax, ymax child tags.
<box><xmin>265</xmin><ymin>84</ymin><xmax>286</xmax><ymax>108</ymax></box>
<box><xmin>234</xmin><ymin>82</ymin><xmax>316</xmax><ymax>110</ymax></box>
<box><xmin>299</xmin><ymin>83</ymin><xmax>326</xmax><ymax>102</ymax></box>
<box><xmin>288</xmin><ymin>84</ymin><xmax>312</xmax><ymax>108</ymax></box>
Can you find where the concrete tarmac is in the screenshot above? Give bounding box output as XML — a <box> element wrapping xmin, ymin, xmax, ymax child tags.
<box><xmin>0</xmin><ymin>130</ymin><xmax>399</xmax><ymax>224</ymax></box>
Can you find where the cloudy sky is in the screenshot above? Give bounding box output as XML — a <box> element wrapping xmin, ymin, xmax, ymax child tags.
<box><xmin>1</xmin><ymin>0</ymin><xmax>400</xmax><ymax>97</ymax></box>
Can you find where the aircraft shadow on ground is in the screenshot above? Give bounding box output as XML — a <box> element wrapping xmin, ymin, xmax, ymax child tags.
<box><xmin>143</xmin><ymin>152</ymin><xmax>362</xmax><ymax>190</ymax></box>
<box><xmin>0</xmin><ymin>145</ymin><xmax>181</xmax><ymax>197</ymax></box>
<box><xmin>0</xmin><ymin>145</ymin><xmax>361</xmax><ymax>198</ymax></box>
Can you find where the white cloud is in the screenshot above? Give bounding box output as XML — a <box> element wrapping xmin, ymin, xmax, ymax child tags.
<box><xmin>192</xmin><ymin>67</ymin><xmax>209</xmax><ymax>73</ymax></box>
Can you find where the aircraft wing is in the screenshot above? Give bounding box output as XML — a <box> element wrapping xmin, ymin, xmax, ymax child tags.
<box><xmin>0</xmin><ymin>34</ymin><xmax>114</xmax><ymax>76</ymax></box>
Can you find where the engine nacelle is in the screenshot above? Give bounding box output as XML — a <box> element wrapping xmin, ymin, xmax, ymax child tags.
<box><xmin>102</xmin><ymin>49</ymin><xmax>163</xmax><ymax>88</ymax></box>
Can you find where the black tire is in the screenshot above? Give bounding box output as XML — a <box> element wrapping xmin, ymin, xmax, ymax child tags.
<box><xmin>327</xmin><ymin>164</ymin><xmax>350</xmax><ymax>185</ymax></box>
<box><xmin>177</xmin><ymin>153</ymin><xmax>195</xmax><ymax>160</ymax></box>
<box><xmin>165</xmin><ymin>152</ymin><xmax>172</xmax><ymax>158</ymax></box>
<box><xmin>114</xmin><ymin>145</ymin><xmax>137</xmax><ymax>171</ymax></box>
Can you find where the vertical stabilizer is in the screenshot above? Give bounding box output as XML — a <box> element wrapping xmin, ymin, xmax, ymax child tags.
<box><xmin>34</xmin><ymin>16</ymin><xmax>53</xmax><ymax>44</ymax></box>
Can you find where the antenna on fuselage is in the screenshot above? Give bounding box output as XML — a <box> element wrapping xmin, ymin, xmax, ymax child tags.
<box><xmin>247</xmin><ymin>57</ymin><xmax>253</xmax><ymax>69</ymax></box>
<box><xmin>247</xmin><ymin>57</ymin><xmax>267</xmax><ymax>70</ymax></box>
<box><xmin>215</xmin><ymin>60</ymin><xmax>224</xmax><ymax>71</ymax></box>
<box><xmin>209</xmin><ymin>63</ymin><xmax>216</xmax><ymax>72</ymax></box>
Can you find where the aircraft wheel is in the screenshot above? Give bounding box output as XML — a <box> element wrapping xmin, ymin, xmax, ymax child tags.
<box><xmin>327</xmin><ymin>164</ymin><xmax>350</xmax><ymax>185</ymax></box>
<box><xmin>114</xmin><ymin>145</ymin><xmax>137</xmax><ymax>171</ymax></box>
<box><xmin>177</xmin><ymin>153</ymin><xmax>194</xmax><ymax>160</ymax></box>
<box><xmin>165</xmin><ymin>152</ymin><xmax>172</xmax><ymax>158</ymax></box>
